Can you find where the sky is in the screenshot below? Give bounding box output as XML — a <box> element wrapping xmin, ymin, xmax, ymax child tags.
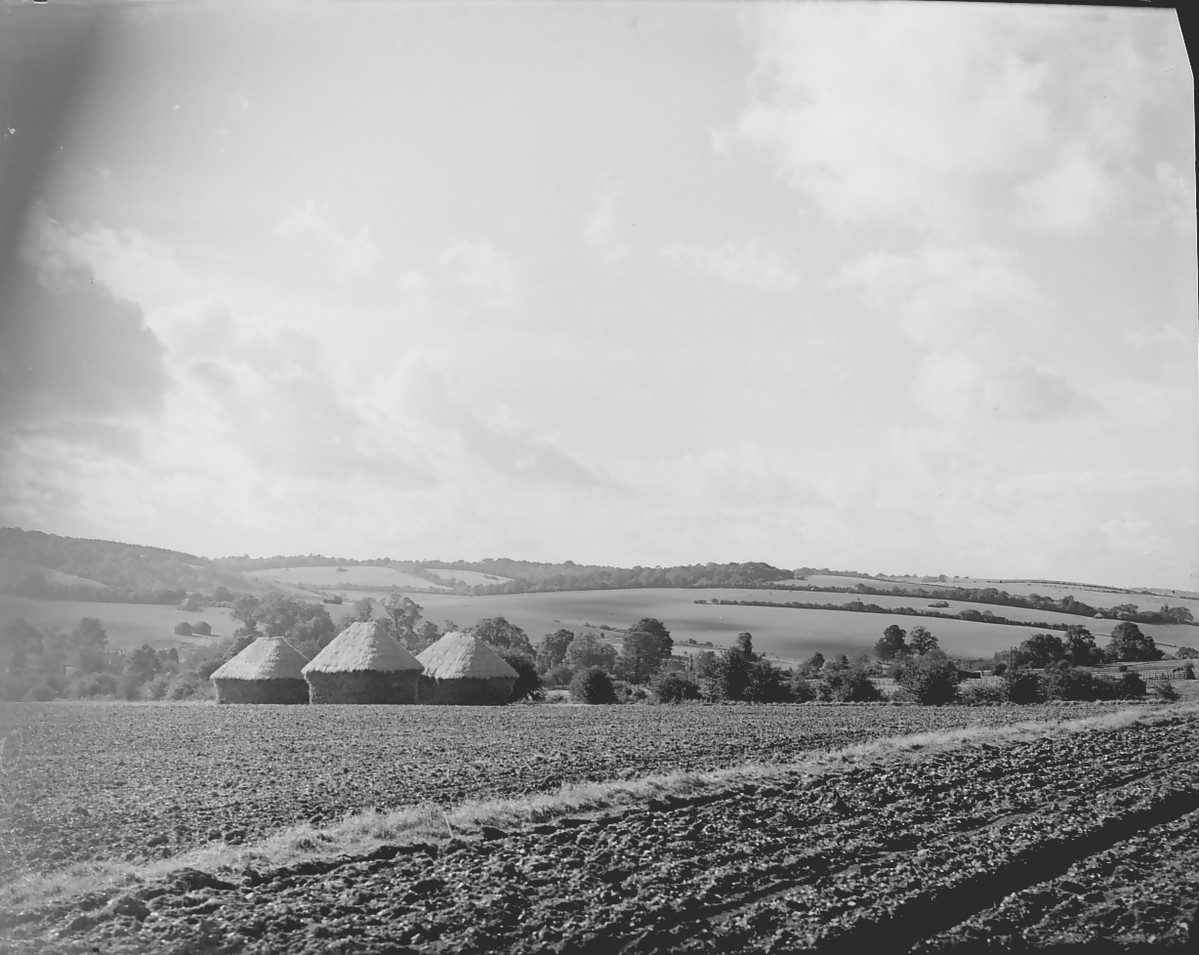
<box><xmin>0</xmin><ymin>2</ymin><xmax>1195</xmax><ymax>589</ymax></box>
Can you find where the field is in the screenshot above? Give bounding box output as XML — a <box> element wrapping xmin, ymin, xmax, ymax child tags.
<box><xmin>5</xmin><ymin>584</ymin><xmax>1194</xmax><ymax>665</ymax></box>
<box><xmin>779</xmin><ymin>574</ymin><xmax>1199</xmax><ymax>616</ymax></box>
<box><xmin>0</xmin><ymin>595</ymin><xmax>236</xmax><ymax>650</ymax></box>
<box><xmin>0</xmin><ymin>702</ymin><xmax>1195</xmax><ymax>952</ymax></box>
<box><xmin>243</xmin><ymin>566</ymin><xmax>450</xmax><ymax>592</ymax></box>
<box><xmin>423</xmin><ymin>568</ymin><xmax>515</xmax><ymax>587</ymax></box>
<box><xmin>407</xmin><ymin>588</ymin><xmax>1194</xmax><ymax>664</ymax></box>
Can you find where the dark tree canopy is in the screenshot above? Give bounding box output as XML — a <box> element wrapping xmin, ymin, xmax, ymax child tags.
<box><xmin>537</xmin><ymin>628</ymin><xmax>576</xmax><ymax>672</ymax></box>
<box><xmin>471</xmin><ymin>617</ymin><xmax>535</xmax><ymax>657</ymax></box>
<box><xmin>875</xmin><ymin>625</ymin><xmax>908</xmax><ymax>661</ymax></box>
<box><xmin>1105</xmin><ymin>622</ymin><xmax>1163</xmax><ymax>662</ymax></box>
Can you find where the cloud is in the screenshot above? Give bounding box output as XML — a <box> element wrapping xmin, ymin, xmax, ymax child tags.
<box><xmin>437</xmin><ymin>239</ymin><xmax>519</xmax><ymax>311</ymax></box>
<box><xmin>273</xmin><ymin>201</ymin><xmax>382</xmax><ymax>279</ymax></box>
<box><xmin>913</xmin><ymin>352</ymin><xmax>1092</xmax><ymax>421</ymax></box>
<box><xmin>20</xmin><ymin>210</ymin><xmax>191</xmax><ymax>307</ymax></box>
<box><xmin>0</xmin><ymin>224</ymin><xmax>170</xmax><ymax>435</ymax></box>
<box><xmin>581</xmin><ymin>174</ymin><xmax>632</xmax><ymax>262</ymax></box>
<box><xmin>838</xmin><ymin>245</ymin><xmax>1041</xmax><ymax>347</ymax></box>
<box><xmin>661</xmin><ymin>238</ymin><xmax>800</xmax><ymax>291</ymax></box>
<box><xmin>719</xmin><ymin>4</ymin><xmax>1164</xmax><ymax>237</ymax></box>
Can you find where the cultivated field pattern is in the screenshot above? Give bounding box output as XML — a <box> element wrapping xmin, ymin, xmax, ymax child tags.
<box><xmin>2</xmin><ymin>702</ymin><xmax>1196</xmax><ymax>952</ymax></box>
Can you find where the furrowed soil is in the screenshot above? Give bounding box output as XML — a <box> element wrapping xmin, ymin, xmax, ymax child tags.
<box><xmin>2</xmin><ymin>703</ymin><xmax>1196</xmax><ymax>952</ymax></box>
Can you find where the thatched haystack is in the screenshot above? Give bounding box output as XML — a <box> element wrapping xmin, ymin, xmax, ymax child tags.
<box><xmin>210</xmin><ymin>636</ymin><xmax>310</xmax><ymax>704</ymax></box>
<box><xmin>302</xmin><ymin>621</ymin><xmax>423</xmax><ymax>704</ymax></box>
<box><xmin>416</xmin><ymin>631</ymin><xmax>518</xmax><ymax>705</ymax></box>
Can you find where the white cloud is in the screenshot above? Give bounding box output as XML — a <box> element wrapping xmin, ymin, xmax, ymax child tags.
<box><xmin>838</xmin><ymin>245</ymin><xmax>1042</xmax><ymax>347</ymax></box>
<box><xmin>581</xmin><ymin>174</ymin><xmax>632</xmax><ymax>262</ymax></box>
<box><xmin>273</xmin><ymin>200</ymin><xmax>382</xmax><ymax>279</ymax></box>
<box><xmin>437</xmin><ymin>239</ymin><xmax>519</xmax><ymax>311</ymax></box>
<box><xmin>21</xmin><ymin>210</ymin><xmax>192</xmax><ymax>307</ymax></box>
<box><xmin>661</xmin><ymin>238</ymin><xmax>800</xmax><ymax>292</ymax></box>
<box><xmin>720</xmin><ymin>3</ymin><xmax>1164</xmax><ymax>237</ymax></box>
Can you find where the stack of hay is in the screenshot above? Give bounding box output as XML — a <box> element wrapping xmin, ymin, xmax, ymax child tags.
<box><xmin>416</xmin><ymin>631</ymin><xmax>518</xmax><ymax>705</ymax></box>
<box><xmin>210</xmin><ymin>635</ymin><xmax>310</xmax><ymax>704</ymax></box>
<box><xmin>302</xmin><ymin>621</ymin><xmax>423</xmax><ymax>704</ymax></box>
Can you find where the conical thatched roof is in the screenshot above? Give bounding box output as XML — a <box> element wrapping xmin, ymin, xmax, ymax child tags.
<box><xmin>211</xmin><ymin>636</ymin><xmax>309</xmax><ymax>681</ymax></box>
<box><xmin>417</xmin><ymin>631</ymin><xmax>518</xmax><ymax>680</ymax></box>
<box><xmin>303</xmin><ymin>621</ymin><xmax>422</xmax><ymax>674</ymax></box>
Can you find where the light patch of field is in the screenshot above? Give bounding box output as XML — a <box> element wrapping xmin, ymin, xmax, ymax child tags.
<box><xmin>402</xmin><ymin>588</ymin><xmax>1101</xmax><ymax>666</ymax></box>
<box><xmin>244</xmin><ymin>565</ymin><xmax>448</xmax><ymax>592</ymax></box>
<box><xmin>0</xmin><ymin>595</ymin><xmax>235</xmax><ymax>650</ymax></box>
<box><xmin>776</xmin><ymin>574</ymin><xmax>1199</xmax><ymax>618</ymax></box>
<box><xmin>0</xmin><ymin>556</ymin><xmax>108</xmax><ymax>591</ymax></box>
<box><xmin>423</xmin><ymin>568</ymin><xmax>515</xmax><ymax>587</ymax></box>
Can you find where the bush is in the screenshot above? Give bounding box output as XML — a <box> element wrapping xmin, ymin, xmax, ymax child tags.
<box><xmin>959</xmin><ymin>681</ymin><xmax>1007</xmax><ymax>705</ymax></box>
<box><xmin>651</xmin><ymin>671</ymin><xmax>702</xmax><ymax>703</ymax></box>
<box><xmin>893</xmin><ymin>651</ymin><xmax>960</xmax><ymax>705</ymax></box>
<box><xmin>1002</xmin><ymin>669</ymin><xmax>1045</xmax><ymax>704</ymax></box>
<box><xmin>499</xmin><ymin>651</ymin><xmax>543</xmax><ymax>703</ymax></box>
<box><xmin>1044</xmin><ymin>666</ymin><xmax>1109</xmax><ymax>702</ymax></box>
<box><xmin>26</xmin><ymin>684</ymin><xmax>56</xmax><ymax>702</ymax></box>
<box><xmin>570</xmin><ymin>666</ymin><xmax>618</xmax><ymax>704</ymax></box>
<box><xmin>817</xmin><ymin>665</ymin><xmax>883</xmax><ymax>703</ymax></box>
<box><xmin>542</xmin><ymin>664</ymin><xmax>576</xmax><ymax>688</ymax></box>
<box><xmin>68</xmin><ymin>672</ymin><xmax>118</xmax><ymax>699</ymax></box>
<box><xmin>1153</xmin><ymin>681</ymin><xmax>1180</xmax><ymax>702</ymax></box>
<box><xmin>789</xmin><ymin>675</ymin><xmax>817</xmax><ymax>703</ymax></box>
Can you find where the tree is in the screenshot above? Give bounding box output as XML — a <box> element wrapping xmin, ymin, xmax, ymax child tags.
<box><xmin>907</xmin><ymin>626</ymin><xmax>939</xmax><ymax>656</ymax></box>
<box><xmin>69</xmin><ymin>617</ymin><xmax>109</xmax><ymax>673</ymax></box>
<box><xmin>1015</xmin><ymin>632</ymin><xmax>1065</xmax><ymax>669</ymax></box>
<box><xmin>652</xmin><ymin>671</ymin><xmax>702</xmax><ymax>703</ymax></box>
<box><xmin>1002</xmin><ymin>668</ymin><xmax>1045</xmax><ymax>704</ymax></box>
<box><xmin>383</xmin><ymin>595</ymin><xmax>424</xmax><ymax>644</ymax></box>
<box><xmin>619</xmin><ymin>630</ymin><xmax>671</xmax><ymax>683</ymax></box>
<box><xmin>629</xmin><ymin>618</ymin><xmax>673</xmax><ymax>669</ymax></box>
<box><xmin>538</xmin><ymin>629</ymin><xmax>576</xmax><ymax>672</ymax></box>
<box><xmin>1105</xmin><ymin>622</ymin><xmax>1163</xmax><ymax>662</ymax></box>
<box><xmin>894</xmin><ymin>650</ymin><xmax>960</xmax><ymax>704</ymax></box>
<box><xmin>564</xmin><ymin>631</ymin><xmax>618</xmax><ymax>672</ymax></box>
<box><xmin>1175</xmin><ymin>646</ymin><xmax>1198</xmax><ymax>659</ymax></box>
<box><xmin>498</xmin><ymin>651</ymin><xmax>543</xmax><ymax>703</ymax></box>
<box><xmin>472</xmin><ymin>617</ymin><xmax>535</xmax><ymax>657</ymax></box>
<box><xmin>817</xmin><ymin>663</ymin><xmax>883</xmax><ymax>702</ymax></box>
<box><xmin>230</xmin><ymin>595</ymin><xmax>262</xmax><ymax>631</ymax></box>
<box><xmin>570</xmin><ymin>666</ymin><xmax>617</xmax><ymax>704</ymax></box>
<box><xmin>352</xmin><ymin>598</ymin><xmax>375</xmax><ymax>623</ymax></box>
<box><xmin>1061</xmin><ymin>626</ymin><xmax>1101</xmax><ymax>666</ymax></box>
<box><xmin>875</xmin><ymin>625</ymin><xmax>909</xmax><ymax>661</ymax></box>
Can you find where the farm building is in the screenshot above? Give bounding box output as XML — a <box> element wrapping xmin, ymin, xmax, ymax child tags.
<box><xmin>415</xmin><ymin>631</ymin><xmax>518</xmax><ymax>705</ymax></box>
<box><xmin>210</xmin><ymin>636</ymin><xmax>310</xmax><ymax>704</ymax></box>
<box><xmin>302</xmin><ymin>621</ymin><xmax>423</xmax><ymax>704</ymax></box>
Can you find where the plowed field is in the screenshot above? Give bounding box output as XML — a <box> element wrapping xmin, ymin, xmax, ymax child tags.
<box><xmin>2</xmin><ymin>702</ymin><xmax>1196</xmax><ymax>952</ymax></box>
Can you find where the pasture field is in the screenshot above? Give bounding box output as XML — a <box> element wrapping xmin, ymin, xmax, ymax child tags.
<box><xmin>0</xmin><ymin>702</ymin><xmax>1195</xmax><ymax>953</ymax></box>
<box><xmin>423</xmin><ymin>567</ymin><xmax>515</xmax><ymax>587</ymax></box>
<box><xmin>243</xmin><ymin>565</ymin><xmax>450</xmax><ymax>592</ymax></box>
<box><xmin>0</xmin><ymin>595</ymin><xmax>235</xmax><ymax>650</ymax></box>
<box><xmin>405</xmin><ymin>588</ymin><xmax>1192</xmax><ymax>663</ymax></box>
<box><xmin>780</xmin><ymin>574</ymin><xmax>1199</xmax><ymax>616</ymax></box>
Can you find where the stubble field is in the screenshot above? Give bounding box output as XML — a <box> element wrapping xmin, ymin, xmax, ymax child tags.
<box><xmin>1</xmin><ymin>701</ymin><xmax>1197</xmax><ymax>952</ymax></box>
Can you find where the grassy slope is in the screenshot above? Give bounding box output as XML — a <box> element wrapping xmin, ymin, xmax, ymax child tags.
<box><xmin>0</xmin><ymin>595</ymin><xmax>237</xmax><ymax>650</ymax></box>
<box><xmin>243</xmin><ymin>566</ymin><xmax>449</xmax><ymax>591</ymax></box>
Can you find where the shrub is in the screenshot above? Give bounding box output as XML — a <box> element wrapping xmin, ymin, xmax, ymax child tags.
<box><xmin>499</xmin><ymin>651</ymin><xmax>543</xmax><ymax>703</ymax></box>
<box><xmin>789</xmin><ymin>675</ymin><xmax>817</xmax><ymax>703</ymax></box>
<box><xmin>818</xmin><ymin>665</ymin><xmax>883</xmax><ymax>703</ymax></box>
<box><xmin>69</xmin><ymin>672</ymin><xmax>118</xmax><ymax>699</ymax></box>
<box><xmin>959</xmin><ymin>682</ymin><xmax>1007</xmax><ymax>705</ymax></box>
<box><xmin>570</xmin><ymin>666</ymin><xmax>618</xmax><ymax>704</ymax></box>
<box><xmin>26</xmin><ymin>684</ymin><xmax>56</xmax><ymax>702</ymax></box>
<box><xmin>1002</xmin><ymin>669</ymin><xmax>1046</xmax><ymax>704</ymax></box>
<box><xmin>542</xmin><ymin>664</ymin><xmax>576</xmax><ymax>688</ymax></box>
<box><xmin>1044</xmin><ymin>666</ymin><xmax>1108</xmax><ymax>702</ymax></box>
<box><xmin>1153</xmin><ymin>681</ymin><xmax>1180</xmax><ymax>702</ymax></box>
<box><xmin>651</xmin><ymin>672</ymin><xmax>702</xmax><ymax>703</ymax></box>
<box><xmin>893</xmin><ymin>651</ymin><xmax>960</xmax><ymax>705</ymax></box>
<box><xmin>1114</xmin><ymin>671</ymin><xmax>1146</xmax><ymax>699</ymax></box>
